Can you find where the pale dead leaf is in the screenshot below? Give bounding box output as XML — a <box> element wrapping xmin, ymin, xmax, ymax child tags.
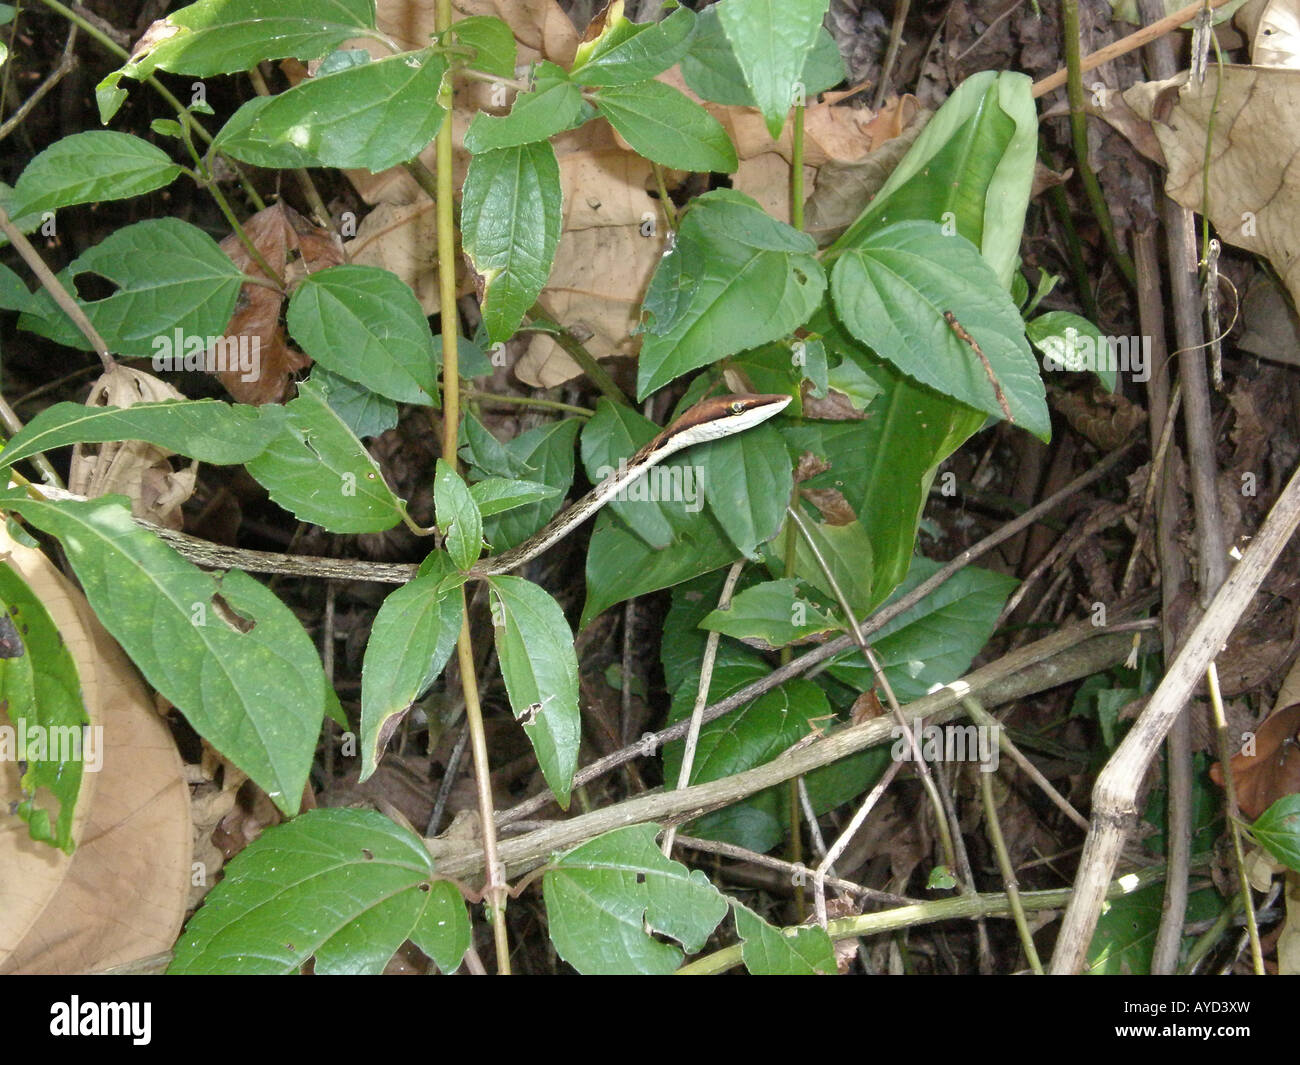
<box><xmin>1237</xmin><ymin>0</ymin><xmax>1300</xmax><ymax>67</ymax></box>
<box><xmin>0</xmin><ymin>528</ymin><xmax>190</xmax><ymax>974</ymax></box>
<box><xmin>69</xmin><ymin>366</ymin><xmax>197</xmax><ymax>530</ymax></box>
<box><xmin>1125</xmin><ymin>68</ymin><xmax>1300</xmax><ymax>311</ymax></box>
<box><xmin>1280</xmin><ymin>870</ymin><xmax>1300</xmax><ymax>974</ymax></box>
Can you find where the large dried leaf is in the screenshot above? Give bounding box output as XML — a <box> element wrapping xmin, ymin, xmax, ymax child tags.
<box><xmin>1126</xmin><ymin>67</ymin><xmax>1300</xmax><ymax>310</ymax></box>
<box><xmin>0</xmin><ymin>527</ymin><xmax>190</xmax><ymax>974</ymax></box>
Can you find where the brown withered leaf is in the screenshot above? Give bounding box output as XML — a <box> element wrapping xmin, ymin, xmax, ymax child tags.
<box><xmin>69</xmin><ymin>366</ymin><xmax>196</xmax><ymax>529</ymax></box>
<box><xmin>1051</xmin><ymin>385</ymin><xmax>1147</xmax><ymax>451</ymax></box>
<box><xmin>1211</xmin><ymin>702</ymin><xmax>1300</xmax><ymax>819</ymax></box>
<box><xmin>212</xmin><ymin>203</ymin><xmax>340</xmax><ymax>404</ymax></box>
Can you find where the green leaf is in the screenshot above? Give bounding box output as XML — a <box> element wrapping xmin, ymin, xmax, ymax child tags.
<box><xmin>682</xmin><ymin>7</ymin><xmax>843</xmax><ymax>107</ymax></box>
<box><xmin>593</xmin><ymin>79</ymin><xmax>737</xmax><ymax>173</ymax></box>
<box><xmin>570</xmin><ymin>5</ymin><xmax>697</xmax><ymax>87</ymax></box>
<box><xmin>108</xmin><ymin>0</ymin><xmax>375</xmax><ymax>79</ymax></box>
<box><xmin>831</xmin><ymin>221</ymin><xmax>1048</xmax><ymax>439</ymax></box>
<box><xmin>1086</xmin><ymin>883</ymin><xmax>1222</xmax><ymax>974</ymax></box>
<box><xmin>1026</xmin><ymin>310</ymin><xmax>1118</xmax><ymax>392</ymax></box>
<box><xmin>775</xmin><ymin>516</ymin><xmax>874</xmax><ymax>620</ymax></box>
<box><xmin>0</xmin><ymin>562</ymin><xmax>88</xmax><ymax>853</ymax></box>
<box><xmin>715</xmin><ymin>0</ymin><xmax>829</xmax><ymax>138</ymax></box>
<box><xmin>434</xmin><ymin>459</ymin><xmax>483</xmax><ymax>571</ymax></box>
<box><xmin>0</xmin><ymin>399</ymin><xmax>284</xmax><ymax>474</ymax></box>
<box><xmin>700</xmin><ymin>577</ymin><xmax>839</xmax><ymax>648</ymax></box>
<box><xmin>698</xmin><ymin>420</ymin><xmax>791</xmax><ymax>558</ymax></box>
<box><xmin>488</xmin><ymin>576</ymin><xmax>580</xmax><ymax>807</ymax></box>
<box><xmin>18</xmin><ymin>219</ymin><xmax>243</xmax><ymax>359</ymax></box>
<box><xmin>308</xmin><ymin>367</ymin><xmax>399</xmax><ymax>439</ymax></box>
<box><xmin>9</xmin><ymin>132</ymin><xmax>183</xmax><ymax>218</ymax></box>
<box><xmin>0</xmin><ymin>492</ymin><xmax>327</xmax><ymax>815</ymax></box>
<box><xmin>244</xmin><ymin>379</ymin><xmax>404</xmax><ymax>533</ymax></box>
<box><xmin>359</xmin><ymin>555</ymin><xmax>463</xmax><ymax>780</ymax></box>
<box><xmin>213</xmin><ymin>50</ymin><xmax>447</xmax><ymax>171</ymax></box>
<box><xmin>735</xmin><ymin>903</ymin><xmax>836</xmax><ymax>975</ymax></box>
<box><xmin>468</xmin><ymin>477</ymin><xmax>558</xmax><ymax>518</ymax></box>
<box><xmin>0</xmin><ymin>263</ymin><xmax>31</xmax><ymax>313</ymax></box>
<box><xmin>824</xmin><ymin>558</ymin><xmax>1018</xmax><ymax>702</ymax></box>
<box><xmin>169</xmin><ymin>808</ymin><xmax>469</xmax><ymax>975</ymax></box>
<box><xmin>450</xmin><ymin>16</ymin><xmax>516</xmax><ymax>78</ymax></box>
<box><xmin>827</xmin><ymin>70</ymin><xmax>1037</xmax><ymax>289</ymax></box>
<box><xmin>461</xmin><ymin>141</ymin><xmax>562</xmax><ymax>343</ymax></box>
<box><xmin>1251</xmin><ymin>794</ymin><xmax>1300</xmax><ymax>872</ymax></box>
<box><xmin>581</xmin><ymin>509</ymin><xmax>739</xmax><ymax>628</ymax></box>
<box><xmin>463</xmin><ymin>62</ymin><xmax>591</xmax><ymax>153</ymax></box>
<box><xmin>637</xmin><ymin>189</ymin><xmax>825</xmax><ymax>398</ymax></box>
<box><xmin>788</xmin><ymin>314</ymin><xmax>987</xmax><ymax>604</ymax></box>
<box><xmin>287</xmin><ymin>265</ymin><xmax>438</xmax><ymax>405</ymax></box>
<box><xmin>472</xmin><ymin>419</ymin><xmax>581</xmax><ymax>553</ymax></box>
<box><xmin>542</xmin><ymin>824</ymin><xmax>728</xmax><ymax>974</ymax></box>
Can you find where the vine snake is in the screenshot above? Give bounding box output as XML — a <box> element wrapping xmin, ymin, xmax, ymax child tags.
<box><xmin>468</xmin><ymin>392</ymin><xmax>792</xmax><ymax>576</ymax></box>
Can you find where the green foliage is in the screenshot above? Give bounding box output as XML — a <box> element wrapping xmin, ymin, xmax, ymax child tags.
<box><xmin>0</xmin><ymin>563</ymin><xmax>88</xmax><ymax>852</ymax></box>
<box><xmin>0</xmin><ymin>0</ymin><xmax>1066</xmax><ymax>974</ymax></box>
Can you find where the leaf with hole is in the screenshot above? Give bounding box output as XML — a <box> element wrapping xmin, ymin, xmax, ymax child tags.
<box><xmin>244</xmin><ymin>379</ymin><xmax>404</xmax><ymax>533</ymax></box>
<box><xmin>543</xmin><ymin>825</ymin><xmax>728</xmax><ymax>974</ymax></box>
<box><xmin>169</xmin><ymin>808</ymin><xmax>469</xmax><ymax>974</ymax></box>
<box><xmin>0</xmin><ymin>492</ymin><xmax>327</xmax><ymax>815</ymax></box>
<box><xmin>488</xmin><ymin>576</ymin><xmax>579</xmax><ymax>807</ymax></box>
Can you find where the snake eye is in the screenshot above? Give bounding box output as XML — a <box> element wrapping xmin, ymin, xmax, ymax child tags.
<box><xmin>729</xmin><ymin>401</ymin><xmax>745</xmax><ymax>415</ymax></box>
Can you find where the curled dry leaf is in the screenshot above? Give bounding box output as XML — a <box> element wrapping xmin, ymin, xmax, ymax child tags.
<box><xmin>1050</xmin><ymin>385</ymin><xmax>1147</xmax><ymax>451</ymax></box>
<box><xmin>1210</xmin><ymin>702</ymin><xmax>1300</xmax><ymax>819</ymax></box>
<box><xmin>212</xmin><ymin>202</ymin><xmax>339</xmax><ymax>405</ymax></box>
<box><xmin>69</xmin><ymin>366</ymin><xmax>196</xmax><ymax>530</ymax></box>
<box><xmin>1125</xmin><ymin>67</ymin><xmax>1300</xmax><ymax>313</ymax></box>
<box><xmin>1236</xmin><ymin>0</ymin><xmax>1300</xmax><ymax>68</ymax></box>
<box><xmin>0</xmin><ymin>526</ymin><xmax>190</xmax><ymax>974</ymax></box>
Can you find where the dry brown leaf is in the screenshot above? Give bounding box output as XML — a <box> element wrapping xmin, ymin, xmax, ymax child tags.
<box><xmin>212</xmin><ymin>202</ymin><xmax>335</xmax><ymax>405</ymax></box>
<box><xmin>1125</xmin><ymin>68</ymin><xmax>1300</xmax><ymax>312</ymax></box>
<box><xmin>69</xmin><ymin>366</ymin><xmax>196</xmax><ymax>530</ymax></box>
<box><xmin>0</xmin><ymin>527</ymin><xmax>190</xmax><ymax>974</ymax></box>
<box><xmin>1210</xmin><ymin>702</ymin><xmax>1300</xmax><ymax>819</ymax></box>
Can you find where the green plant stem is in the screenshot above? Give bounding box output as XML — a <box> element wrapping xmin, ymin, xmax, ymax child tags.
<box><xmin>1205</xmin><ymin>662</ymin><xmax>1264</xmax><ymax>974</ymax></box>
<box><xmin>650</xmin><ymin>162</ymin><xmax>678</xmax><ymax>232</ymax></box>
<box><xmin>677</xmin><ymin>860</ymin><xmax>1180</xmax><ymax>974</ymax></box>
<box><xmin>969</xmin><ymin>697</ymin><xmax>1043</xmax><ymax>974</ymax></box>
<box><xmin>780</xmin><ymin>512</ymin><xmax>803</xmax><ymax>911</ymax></box>
<box><xmin>527</xmin><ymin>300</ymin><xmax>634</xmax><ymax>407</ymax></box>
<box><xmin>1061</xmin><ymin>0</ymin><xmax>1136</xmax><ymax>288</ymax></box>
<box><xmin>463</xmin><ymin>391</ymin><xmax>593</xmax><ymax>418</ymax></box>
<box><xmin>790</xmin><ymin>104</ymin><xmax>805</xmax><ymax>230</ymax></box>
<box><xmin>36</xmin><ymin>0</ymin><xmax>266</xmax><ymax>212</ymax></box>
<box><xmin>1041</xmin><ymin>154</ymin><xmax>1098</xmax><ymax>322</ymax></box>
<box><xmin>785</xmin><ymin>503</ymin><xmax>958</xmax><ymax>897</ymax></box>
<box><xmin>432</xmin><ymin>0</ymin><xmax>509</xmax><ymax>976</ymax></box>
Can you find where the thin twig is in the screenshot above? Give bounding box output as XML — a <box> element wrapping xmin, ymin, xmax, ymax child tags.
<box><xmin>662</xmin><ymin>560</ymin><xmax>745</xmax><ymax>858</ymax></box>
<box><xmin>0</xmin><ymin>206</ymin><xmax>113</xmax><ymax>369</ymax></box>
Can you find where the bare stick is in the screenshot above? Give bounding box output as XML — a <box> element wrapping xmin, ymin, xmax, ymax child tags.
<box><xmin>1049</xmin><ymin>458</ymin><xmax>1300</xmax><ymax>973</ymax></box>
